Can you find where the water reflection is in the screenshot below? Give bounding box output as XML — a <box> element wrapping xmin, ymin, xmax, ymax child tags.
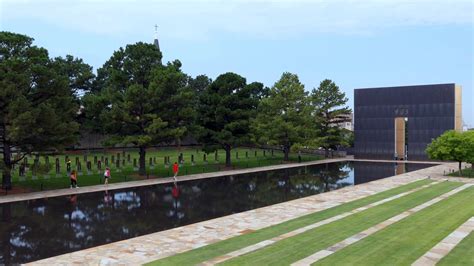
<box><xmin>0</xmin><ymin>161</ymin><xmax>433</xmax><ymax>264</ymax></box>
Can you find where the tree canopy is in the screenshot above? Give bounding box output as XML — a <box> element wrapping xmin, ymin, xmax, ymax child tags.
<box><xmin>310</xmin><ymin>79</ymin><xmax>351</xmax><ymax>157</ymax></box>
<box><xmin>198</xmin><ymin>72</ymin><xmax>264</xmax><ymax>166</ymax></box>
<box><xmin>1</xmin><ymin>30</ymin><xmax>356</xmax><ymax>188</ymax></box>
<box><xmin>0</xmin><ymin>31</ymin><xmax>80</xmax><ymax>188</ymax></box>
<box><xmin>84</xmin><ymin>42</ymin><xmax>194</xmax><ymax>175</ymax></box>
<box><xmin>426</xmin><ymin>130</ymin><xmax>473</xmax><ymax>173</ymax></box>
<box><xmin>252</xmin><ymin>72</ymin><xmax>311</xmax><ymax>160</ymax></box>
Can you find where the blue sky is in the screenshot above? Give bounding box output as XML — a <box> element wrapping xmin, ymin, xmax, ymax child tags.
<box><xmin>1</xmin><ymin>0</ymin><xmax>473</xmax><ymax>126</ymax></box>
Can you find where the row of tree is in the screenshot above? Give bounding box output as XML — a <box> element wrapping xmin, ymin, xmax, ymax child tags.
<box><xmin>0</xmin><ymin>31</ymin><xmax>351</xmax><ymax>189</ymax></box>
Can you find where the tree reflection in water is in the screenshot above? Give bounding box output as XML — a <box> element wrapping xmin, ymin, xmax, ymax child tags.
<box><xmin>0</xmin><ymin>161</ymin><xmax>433</xmax><ymax>264</ymax></box>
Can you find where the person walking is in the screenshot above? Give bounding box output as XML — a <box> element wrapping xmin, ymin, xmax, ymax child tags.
<box><xmin>70</xmin><ymin>170</ymin><xmax>78</xmax><ymax>188</ymax></box>
<box><xmin>66</xmin><ymin>159</ymin><xmax>72</xmax><ymax>173</ymax></box>
<box><xmin>103</xmin><ymin>167</ymin><xmax>111</xmax><ymax>185</ymax></box>
<box><xmin>172</xmin><ymin>161</ymin><xmax>179</xmax><ymax>181</ymax></box>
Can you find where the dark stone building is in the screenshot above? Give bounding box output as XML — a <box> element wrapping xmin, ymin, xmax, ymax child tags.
<box><xmin>354</xmin><ymin>83</ymin><xmax>462</xmax><ymax>160</ymax></box>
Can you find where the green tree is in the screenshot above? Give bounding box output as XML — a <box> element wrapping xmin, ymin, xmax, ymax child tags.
<box><xmin>342</xmin><ymin>129</ymin><xmax>354</xmax><ymax>147</ymax></box>
<box><xmin>86</xmin><ymin>42</ymin><xmax>194</xmax><ymax>175</ymax></box>
<box><xmin>462</xmin><ymin>131</ymin><xmax>474</xmax><ymax>171</ymax></box>
<box><xmin>185</xmin><ymin>74</ymin><xmax>212</xmax><ymax>144</ymax></box>
<box><xmin>93</xmin><ymin>42</ymin><xmax>162</xmax><ymax>92</ymax></box>
<box><xmin>310</xmin><ymin>79</ymin><xmax>351</xmax><ymax>157</ymax></box>
<box><xmin>0</xmin><ymin>32</ymin><xmax>80</xmax><ymax>189</ymax></box>
<box><xmin>188</xmin><ymin>74</ymin><xmax>211</xmax><ymax>94</ymax></box>
<box><xmin>53</xmin><ymin>55</ymin><xmax>95</xmax><ymax>95</ymax></box>
<box><xmin>198</xmin><ymin>72</ymin><xmax>264</xmax><ymax>166</ymax></box>
<box><xmin>253</xmin><ymin>72</ymin><xmax>311</xmax><ymax>161</ymax></box>
<box><xmin>426</xmin><ymin>130</ymin><xmax>469</xmax><ymax>173</ymax></box>
<box><xmin>149</xmin><ymin>60</ymin><xmax>196</xmax><ymax>149</ymax></box>
<box><xmin>53</xmin><ymin>55</ymin><xmax>95</xmax><ymax>130</ymax></box>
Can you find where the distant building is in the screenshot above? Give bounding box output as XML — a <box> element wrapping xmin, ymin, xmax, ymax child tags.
<box><xmin>354</xmin><ymin>83</ymin><xmax>462</xmax><ymax>160</ymax></box>
<box><xmin>334</xmin><ymin>113</ymin><xmax>353</xmax><ymax>131</ymax></box>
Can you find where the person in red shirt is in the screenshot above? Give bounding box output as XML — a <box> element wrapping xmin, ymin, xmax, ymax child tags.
<box><xmin>172</xmin><ymin>183</ymin><xmax>180</xmax><ymax>198</ymax></box>
<box><xmin>172</xmin><ymin>162</ymin><xmax>179</xmax><ymax>180</ymax></box>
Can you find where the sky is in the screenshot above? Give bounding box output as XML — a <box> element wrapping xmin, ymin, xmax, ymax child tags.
<box><xmin>1</xmin><ymin>0</ymin><xmax>473</xmax><ymax>126</ymax></box>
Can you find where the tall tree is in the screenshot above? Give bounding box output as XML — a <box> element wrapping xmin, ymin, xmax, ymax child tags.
<box><xmin>0</xmin><ymin>32</ymin><xmax>80</xmax><ymax>189</ymax></box>
<box><xmin>252</xmin><ymin>72</ymin><xmax>311</xmax><ymax>161</ymax></box>
<box><xmin>198</xmin><ymin>72</ymin><xmax>263</xmax><ymax>166</ymax></box>
<box><xmin>87</xmin><ymin>42</ymin><xmax>194</xmax><ymax>175</ymax></box>
<box><xmin>310</xmin><ymin>79</ymin><xmax>351</xmax><ymax>157</ymax></box>
<box><xmin>149</xmin><ymin>60</ymin><xmax>196</xmax><ymax>149</ymax></box>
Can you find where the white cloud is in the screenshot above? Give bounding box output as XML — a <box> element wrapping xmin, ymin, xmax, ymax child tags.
<box><xmin>1</xmin><ymin>0</ymin><xmax>473</xmax><ymax>40</ymax></box>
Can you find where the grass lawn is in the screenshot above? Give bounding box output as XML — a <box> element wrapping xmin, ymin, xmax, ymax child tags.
<box><xmin>149</xmin><ymin>181</ymin><xmax>472</xmax><ymax>266</ymax></box>
<box><xmin>0</xmin><ymin>147</ymin><xmax>322</xmax><ymax>192</ymax></box>
<box><xmin>220</xmin><ymin>181</ymin><xmax>461</xmax><ymax>265</ymax></box>
<box><xmin>148</xmin><ymin>179</ymin><xmax>432</xmax><ymax>266</ymax></box>
<box><xmin>438</xmin><ymin>231</ymin><xmax>474</xmax><ymax>266</ymax></box>
<box><xmin>449</xmin><ymin>168</ymin><xmax>474</xmax><ymax>178</ymax></box>
<box><xmin>316</xmin><ymin>186</ymin><xmax>474</xmax><ymax>265</ymax></box>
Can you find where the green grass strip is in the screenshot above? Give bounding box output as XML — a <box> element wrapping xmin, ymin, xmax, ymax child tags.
<box><xmin>438</xmin><ymin>231</ymin><xmax>474</xmax><ymax>266</ymax></box>
<box><xmin>221</xmin><ymin>181</ymin><xmax>461</xmax><ymax>266</ymax></box>
<box><xmin>9</xmin><ymin>147</ymin><xmax>322</xmax><ymax>191</ymax></box>
<box><xmin>315</xmin><ymin>186</ymin><xmax>474</xmax><ymax>266</ymax></box>
<box><xmin>148</xmin><ymin>179</ymin><xmax>432</xmax><ymax>266</ymax></box>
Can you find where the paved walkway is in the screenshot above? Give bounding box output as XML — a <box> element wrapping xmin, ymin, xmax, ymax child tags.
<box><xmin>28</xmin><ymin>162</ymin><xmax>454</xmax><ymax>265</ymax></box>
<box><xmin>291</xmin><ymin>183</ymin><xmax>473</xmax><ymax>266</ymax></box>
<box><xmin>1</xmin><ymin>158</ymin><xmax>346</xmax><ymax>204</ymax></box>
<box><xmin>200</xmin><ymin>180</ymin><xmax>443</xmax><ymax>265</ymax></box>
<box><xmin>351</xmin><ymin>159</ymin><xmax>440</xmax><ymax>164</ymax></box>
<box><xmin>412</xmin><ymin>216</ymin><xmax>474</xmax><ymax>266</ymax></box>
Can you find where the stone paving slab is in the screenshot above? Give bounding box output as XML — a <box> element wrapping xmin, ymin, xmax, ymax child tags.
<box><xmin>27</xmin><ymin>163</ymin><xmax>454</xmax><ymax>266</ymax></box>
<box><xmin>412</xmin><ymin>216</ymin><xmax>474</xmax><ymax>266</ymax></box>
<box><xmin>1</xmin><ymin>158</ymin><xmax>347</xmax><ymax>204</ymax></box>
<box><xmin>290</xmin><ymin>183</ymin><xmax>473</xmax><ymax>266</ymax></box>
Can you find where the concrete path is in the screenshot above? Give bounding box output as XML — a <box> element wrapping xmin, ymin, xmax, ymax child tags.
<box><xmin>199</xmin><ymin>180</ymin><xmax>443</xmax><ymax>265</ymax></box>
<box><xmin>291</xmin><ymin>183</ymin><xmax>473</xmax><ymax>266</ymax></box>
<box><xmin>412</xmin><ymin>216</ymin><xmax>474</xmax><ymax>266</ymax></box>
<box><xmin>0</xmin><ymin>158</ymin><xmax>346</xmax><ymax>204</ymax></box>
<box><xmin>28</xmin><ymin>163</ymin><xmax>453</xmax><ymax>266</ymax></box>
<box><xmin>352</xmin><ymin>159</ymin><xmax>440</xmax><ymax>164</ymax></box>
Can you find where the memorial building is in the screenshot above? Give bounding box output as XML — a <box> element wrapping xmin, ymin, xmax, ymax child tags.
<box><xmin>354</xmin><ymin>83</ymin><xmax>462</xmax><ymax>160</ymax></box>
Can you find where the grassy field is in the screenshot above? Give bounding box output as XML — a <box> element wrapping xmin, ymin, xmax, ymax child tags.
<box><xmin>438</xmin><ymin>232</ymin><xmax>474</xmax><ymax>266</ymax></box>
<box><xmin>0</xmin><ymin>147</ymin><xmax>322</xmax><ymax>192</ymax></box>
<box><xmin>149</xmin><ymin>180</ymin><xmax>474</xmax><ymax>266</ymax></box>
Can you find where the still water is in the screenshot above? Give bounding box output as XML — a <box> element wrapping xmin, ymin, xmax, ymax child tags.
<box><xmin>0</xmin><ymin>161</ymin><xmax>433</xmax><ymax>264</ymax></box>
